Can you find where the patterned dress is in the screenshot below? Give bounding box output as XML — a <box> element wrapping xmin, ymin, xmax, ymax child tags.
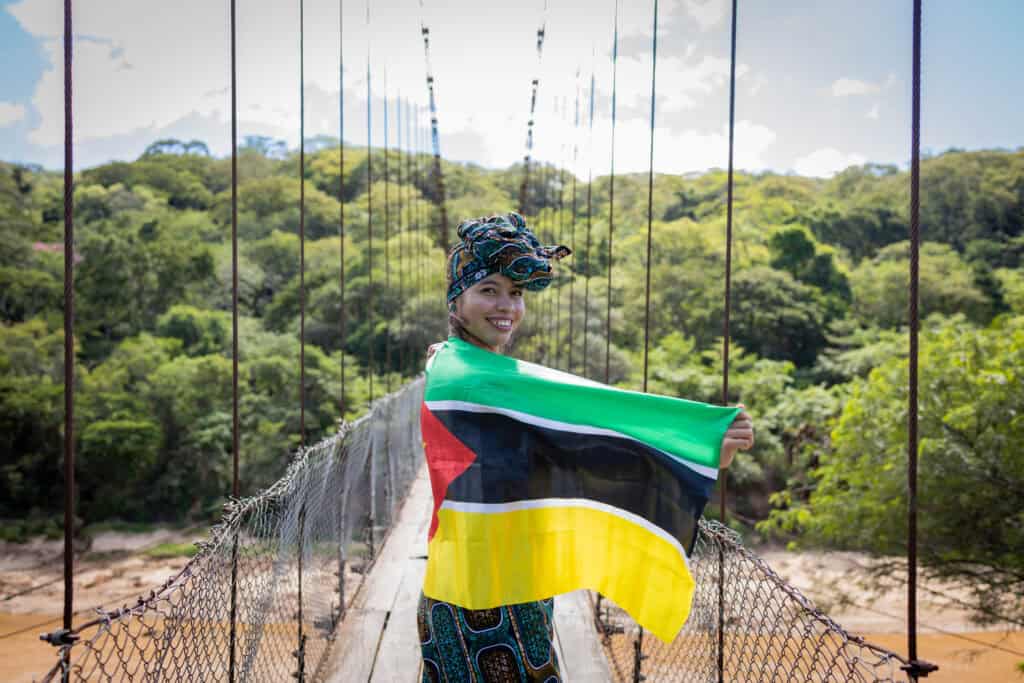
<box><xmin>418</xmin><ymin>593</ymin><xmax>561</xmax><ymax>682</ymax></box>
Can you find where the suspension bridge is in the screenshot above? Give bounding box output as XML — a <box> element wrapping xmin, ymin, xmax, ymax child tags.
<box><xmin>32</xmin><ymin>0</ymin><xmax>946</xmax><ymax>680</ymax></box>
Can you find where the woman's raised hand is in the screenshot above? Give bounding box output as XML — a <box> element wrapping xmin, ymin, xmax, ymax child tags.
<box><xmin>720</xmin><ymin>405</ymin><xmax>754</xmax><ymax>469</ymax></box>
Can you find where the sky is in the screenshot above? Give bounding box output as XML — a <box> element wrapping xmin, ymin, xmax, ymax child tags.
<box><xmin>0</xmin><ymin>0</ymin><xmax>1021</xmax><ymax>177</ymax></box>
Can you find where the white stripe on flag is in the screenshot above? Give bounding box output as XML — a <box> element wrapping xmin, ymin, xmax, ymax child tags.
<box><xmin>425</xmin><ymin>399</ymin><xmax>720</xmax><ymax>480</ymax></box>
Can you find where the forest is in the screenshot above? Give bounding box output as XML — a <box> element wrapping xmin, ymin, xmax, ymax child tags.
<box><xmin>1</xmin><ymin>141</ymin><xmax>1022</xmax><ymax>621</ymax></box>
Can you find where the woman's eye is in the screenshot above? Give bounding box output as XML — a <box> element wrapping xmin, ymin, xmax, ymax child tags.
<box><xmin>511</xmin><ymin>290</ymin><xmax>524</xmax><ymax>297</ymax></box>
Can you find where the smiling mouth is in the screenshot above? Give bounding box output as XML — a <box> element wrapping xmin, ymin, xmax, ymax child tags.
<box><xmin>487</xmin><ymin>318</ymin><xmax>513</xmax><ymax>331</ymax></box>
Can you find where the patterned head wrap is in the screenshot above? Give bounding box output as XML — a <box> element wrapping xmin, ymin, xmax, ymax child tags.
<box><xmin>446</xmin><ymin>212</ymin><xmax>571</xmax><ymax>304</ymax></box>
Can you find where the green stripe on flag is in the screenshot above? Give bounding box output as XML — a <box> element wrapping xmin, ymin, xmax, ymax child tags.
<box><xmin>425</xmin><ymin>337</ymin><xmax>739</xmax><ymax>471</ymax></box>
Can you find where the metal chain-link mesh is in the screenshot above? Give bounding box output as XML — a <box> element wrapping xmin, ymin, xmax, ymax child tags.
<box><xmin>40</xmin><ymin>378</ymin><xmax>425</xmax><ymax>682</ymax></box>
<box><xmin>42</xmin><ymin>378</ymin><xmax>916</xmax><ymax>682</ymax></box>
<box><xmin>595</xmin><ymin>520</ymin><xmax>913</xmax><ymax>683</ymax></box>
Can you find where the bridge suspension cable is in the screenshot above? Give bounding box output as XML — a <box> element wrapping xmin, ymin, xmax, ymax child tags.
<box><xmin>582</xmin><ymin>57</ymin><xmax>596</xmax><ymax>379</ymax></box>
<box><xmin>61</xmin><ymin>0</ymin><xmax>75</xmax><ymax>641</ymax></box>
<box><xmin>419</xmin><ymin>3</ymin><xmax>449</xmax><ymax>247</ymax></box>
<box><xmin>299</xmin><ymin>0</ymin><xmax>307</xmax><ymax>448</ymax></box>
<box><xmin>604</xmin><ymin>0</ymin><xmax>619</xmax><ymax>385</ymax></box>
<box><xmin>339</xmin><ymin>0</ymin><xmax>348</xmax><ymax>419</ymax></box>
<box><xmin>365</xmin><ymin>0</ymin><xmax>375</xmax><ymax>403</ymax></box>
<box><xmin>567</xmin><ymin>67</ymin><xmax>580</xmax><ymax>375</ymax></box>
<box><xmin>518</xmin><ymin>6</ymin><xmax>548</xmax><ymax>216</ymax></box>
<box><xmin>383</xmin><ymin>71</ymin><xmax>392</xmax><ymax>392</ymax></box>
<box><xmin>717</xmin><ymin>0</ymin><xmax>738</xmax><ymax>679</ymax></box>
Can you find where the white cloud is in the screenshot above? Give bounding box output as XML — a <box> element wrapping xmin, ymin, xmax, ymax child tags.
<box><xmin>531</xmin><ymin>115</ymin><xmax>776</xmax><ymax>176</ymax></box>
<box><xmin>831</xmin><ymin>73</ymin><xmax>898</xmax><ymax>98</ymax></box>
<box><xmin>598</xmin><ymin>54</ymin><xmax>747</xmax><ymax>114</ymax></box>
<box><xmin>830</xmin><ymin>78</ymin><xmax>880</xmax><ymax>97</ymax></box>
<box><xmin>684</xmin><ymin>0</ymin><xmax>728</xmax><ymax>31</ymax></box>
<box><xmin>792</xmin><ymin>148</ymin><xmax>866</xmax><ymax>177</ymax></box>
<box><xmin>0</xmin><ymin>102</ymin><xmax>28</xmax><ymax>127</ymax></box>
<box><xmin>747</xmin><ymin>76</ymin><xmax>766</xmax><ymax>97</ymax></box>
<box><xmin>6</xmin><ymin>0</ymin><xmax>756</xmax><ymax>172</ymax></box>
<box><xmin>866</xmin><ymin>103</ymin><xmax>880</xmax><ymax>120</ymax></box>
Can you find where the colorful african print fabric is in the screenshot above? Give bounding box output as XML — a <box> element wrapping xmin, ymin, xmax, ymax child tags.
<box><xmin>446</xmin><ymin>212</ymin><xmax>570</xmax><ymax>303</ymax></box>
<box><xmin>418</xmin><ymin>593</ymin><xmax>561</xmax><ymax>682</ymax></box>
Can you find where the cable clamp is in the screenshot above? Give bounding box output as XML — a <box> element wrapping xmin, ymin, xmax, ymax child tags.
<box><xmin>901</xmin><ymin>659</ymin><xmax>939</xmax><ymax>677</ymax></box>
<box><xmin>39</xmin><ymin>629</ymin><xmax>80</xmax><ymax>647</ymax></box>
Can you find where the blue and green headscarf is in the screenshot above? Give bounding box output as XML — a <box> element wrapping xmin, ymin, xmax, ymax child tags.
<box><xmin>446</xmin><ymin>212</ymin><xmax>571</xmax><ymax>304</ymax></box>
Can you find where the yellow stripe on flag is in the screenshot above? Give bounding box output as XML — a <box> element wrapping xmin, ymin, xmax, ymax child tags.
<box><xmin>423</xmin><ymin>503</ymin><xmax>695</xmax><ymax>642</ymax></box>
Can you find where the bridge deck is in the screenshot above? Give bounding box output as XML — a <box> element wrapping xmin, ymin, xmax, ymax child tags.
<box><xmin>322</xmin><ymin>464</ymin><xmax>612</xmax><ymax>682</ymax></box>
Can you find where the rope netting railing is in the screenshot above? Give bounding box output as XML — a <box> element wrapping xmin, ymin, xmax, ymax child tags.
<box><xmin>40</xmin><ymin>379</ymin><xmax>425</xmax><ymax>682</ymax></box>
<box><xmin>594</xmin><ymin>520</ymin><xmax>914</xmax><ymax>683</ymax></box>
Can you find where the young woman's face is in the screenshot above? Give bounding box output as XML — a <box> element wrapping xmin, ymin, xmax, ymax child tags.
<box><xmin>454</xmin><ymin>273</ymin><xmax>526</xmax><ymax>352</ymax></box>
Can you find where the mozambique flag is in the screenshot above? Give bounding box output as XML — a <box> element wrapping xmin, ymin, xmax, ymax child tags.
<box><xmin>420</xmin><ymin>337</ymin><xmax>739</xmax><ymax>642</ymax></box>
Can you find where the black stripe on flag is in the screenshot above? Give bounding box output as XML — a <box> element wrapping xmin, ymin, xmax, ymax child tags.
<box><xmin>431</xmin><ymin>408</ymin><xmax>715</xmax><ymax>552</ymax></box>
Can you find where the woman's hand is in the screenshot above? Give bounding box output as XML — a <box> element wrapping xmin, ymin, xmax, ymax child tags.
<box><xmin>720</xmin><ymin>406</ymin><xmax>754</xmax><ymax>469</ymax></box>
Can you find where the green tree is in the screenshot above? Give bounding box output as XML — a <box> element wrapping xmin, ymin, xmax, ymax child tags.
<box><xmin>763</xmin><ymin>314</ymin><xmax>1024</xmax><ymax>623</ymax></box>
<box><xmin>850</xmin><ymin>241</ymin><xmax>991</xmax><ymax>327</ymax></box>
<box><xmin>0</xmin><ymin>320</ymin><xmax>68</xmax><ymax>519</ymax></box>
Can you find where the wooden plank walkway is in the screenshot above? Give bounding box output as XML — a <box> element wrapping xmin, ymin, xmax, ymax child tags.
<box><xmin>322</xmin><ymin>464</ymin><xmax>613</xmax><ymax>682</ymax></box>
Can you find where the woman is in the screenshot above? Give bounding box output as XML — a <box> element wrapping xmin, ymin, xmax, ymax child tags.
<box><xmin>418</xmin><ymin>212</ymin><xmax>753</xmax><ymax>682</ymax></box>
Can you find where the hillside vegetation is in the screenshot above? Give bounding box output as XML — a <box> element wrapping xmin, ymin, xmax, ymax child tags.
<box><xmin>2</xmin><ymin>142</ymin><xmax>1022</xmax><ymax>619</ymax></box>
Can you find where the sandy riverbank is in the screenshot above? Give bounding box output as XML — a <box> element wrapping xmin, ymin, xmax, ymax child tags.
<box><xmin>2</xmin><ymin>533</ymin><xmax>1020</xmax><ymax>681</ymax></box>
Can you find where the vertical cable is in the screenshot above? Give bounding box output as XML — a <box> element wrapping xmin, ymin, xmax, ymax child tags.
<box><xmin>907</xmin><ymin>0</ymin><xmax>924</xmax><ymax>677</ymax></box>
<box><xmin>556</xmin><ymin>115</ymin><xmax>568</xmax><ymax>370</ymax></box>
<box><xmin>404</xmin><ymin>97</ymin><xmax>411</xmax><ymax>374</ymax></box>
<box><xmin>638</xmin><ymin>0</ymin><xmax>660</xmax><ymax>666</ymax></box>
<box><xmin>62</xmin><ymin>0</ymin><xmax>75</xmax><ymax>634</ymax></box>
<box><xmin>230</xmin><ymin>0</ymin><xmax>240</xmax><ymax>500</ymax></box>
<box><xmin>228</xmin><ymin>0</ymin><xmax>240</xmax><ymax>677</ymax></box>
<box><xmin>383</xmin><ymin>76</ymin><xmax>391</xmax><ymax>392</ymax></box>
<box><xmin>582</xmin><ymin>65</ymin><xmax>595</xmax><ymax>379</ymax></box>
<box><xmin>605</xmin><ymin>0</ymin><xmax>619</xmax><ymax>384</ymax></box>
<box><xmin>339</xmin><ymin>0</ymin><xmax>347</xmax><ymax>419</ymax></box>
<box><xmin>519</xmin><ymin>14</ymin><xmax>548</xmax><ymax>216</ymax></box>
<box><xmin>419</xmin><ymin>9</ymin><xmax>449</xmax><ymax>246</ymax></box>
<box><xmin>297</xmin><ymin>5</ymin><xmax>307</xmax><ymax>675</ymax></box>
<box><xmin>568</xmin><ymin>69</ymin><xmax>580</xmax><ymax>374</ymax></box>
<box><xmin>718</xmin><ymin>2</ymin><xmax>738</xmax><ymax>680</ymax></box>
<box><xmin>299</xmin><ymin>0</ymin><xmax>307</xmax><ymax>446</ymax></box>
<box><xmin>366</xmin><ymin>0</ymin><xmax>374</xmax><ymax>403</ymax></box>
<box><xmin>397</xmin><ymin>95</ymin><xmax>405</xmax><ymax>377</ymax></box>
<box><xmin>413</xmin><ymin>103</ymin><xmax>421</xmax><ymax>313</ymax></box>
<box><xmin>641</xmin><ymin>0</ymin><xmax>658</xmax><ymax>395</ymax></box>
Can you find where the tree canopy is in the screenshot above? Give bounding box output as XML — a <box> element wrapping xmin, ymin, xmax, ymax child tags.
<box><xmin>2</xmin><ymin>146</ymin><xmax>1022</xmax><ymax>622</ymax></box>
